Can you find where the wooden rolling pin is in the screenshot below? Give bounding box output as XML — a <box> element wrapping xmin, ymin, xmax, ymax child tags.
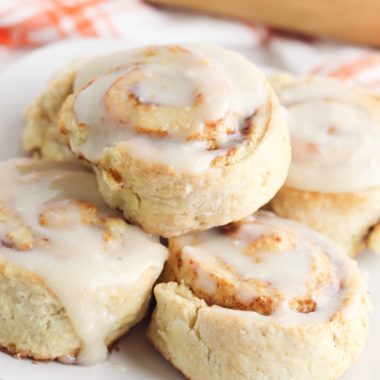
<box><xmin>148</xmin><ymin>0</ymin><xmax>380</xmax><ymax>47</ymax></box>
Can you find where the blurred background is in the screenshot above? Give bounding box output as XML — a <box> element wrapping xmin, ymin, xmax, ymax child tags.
<box><xmin>0</xmin><ymin>0</ymin><xmax>380</xmax><ymax>94</ymax></box>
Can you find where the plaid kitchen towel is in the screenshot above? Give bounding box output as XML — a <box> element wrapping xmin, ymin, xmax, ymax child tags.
<box><xmin>0</xmin><ymin>0</ymin><xmax>379</xmax><ymax>93</ymax></box>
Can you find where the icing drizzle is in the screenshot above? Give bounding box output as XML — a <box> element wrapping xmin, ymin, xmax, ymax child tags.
<box><xmin>0</xmin><ymin>159</ymin><xmax>167</xmax><ymax>364</ymax></box>
<box><xmin>71</xmin><ymin>44</ymin><xmax>269</xmax><ymax>173</ymax></box>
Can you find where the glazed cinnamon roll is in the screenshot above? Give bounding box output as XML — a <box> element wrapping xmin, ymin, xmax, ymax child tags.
<box><xmin>0</xmin><ymin>159</ymin><xmax>167</xmax><ymax>365</ymax></box>
<box><xmin>58</xmin><ymin>44</ymin><xmax>290</xmax><ymax>237</ymax></box>
<box><xmin>148</xmin><ymin>211</ymin><xmax>370</xmax><ymax>380</ymax></box>
<box><xmin>268</xmin><ymin>74</ymin><xmax>380</xmax><ymax>256</ymax></box>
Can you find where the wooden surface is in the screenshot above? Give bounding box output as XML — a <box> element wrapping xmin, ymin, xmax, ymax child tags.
<box><xmin>148</xmin><ymin>0</ymin><xmax>380</xmax><ymax>47</ymax></box>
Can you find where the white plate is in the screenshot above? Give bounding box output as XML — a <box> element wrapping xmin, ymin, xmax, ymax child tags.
<box><xmin>0</xmin><ymin>38</ymin><xmax>378</xmax><ymax>380</ymax></box>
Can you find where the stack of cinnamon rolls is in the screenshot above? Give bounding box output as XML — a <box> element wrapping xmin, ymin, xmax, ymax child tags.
<box><xmin>1</xmin><ymin>43</ymin><xmax>377</xmax><ymax>379</ymax></box>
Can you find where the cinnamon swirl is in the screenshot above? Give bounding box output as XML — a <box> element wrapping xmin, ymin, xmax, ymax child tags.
<box><xmin>148</xmin><ymin>211</ymin><xmax>370</xmax><ymax>380</ymax></box>
<box><xmin>268</xmin><ymin>74</ymin><xmax>380</xmax><ymax>256</ymax></box>
<box><xmin>58</xmin><ymin>44</ymin><xmax>290</xmax><ymax>237</ymax></box>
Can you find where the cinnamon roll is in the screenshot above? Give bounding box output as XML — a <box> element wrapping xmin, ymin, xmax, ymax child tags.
<box><xmin>268</xmin><ymin>74</ymin><xmax>380</xmax><ymax>256</ymax></box>
<box><xmin>148</xmin><ymin>211</ymin><xmax>370</xmax><ymax>380</ymax></box>
<box><xmin>0</xmin><ymin>158</ymin><xmax>167</xmax><ymax>364</ymax></box>
<box><xmin>23</xmin><ymin>62</ymin><xmax>80</xmax><ymax>161</ymax></box>
<box><xmin>58</xmin><ymin>44</ymin><xmax>290</xmax><ymax>237</ymax></box>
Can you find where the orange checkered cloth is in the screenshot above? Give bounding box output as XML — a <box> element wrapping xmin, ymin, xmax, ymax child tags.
<box><xmin>0</xmin><ymin>0</ymin><xmax>145</xmax><ymax>46</ymax></box>
<box><xmin>0</xmin><ymin>0</ymin><xmax>380</xmax><ymax>93</ymax></box>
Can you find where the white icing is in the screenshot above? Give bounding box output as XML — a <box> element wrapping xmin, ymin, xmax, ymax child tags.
<box><xmin>0</xmin><ymin>159</ymin><xmax>167</xmax><ymax>365</ymax></box>
<box><xmin>277</xmin><ymin>78</ymin><xmax>380</xmax><ymax>192</ymax></box>
<box><xmin>119</xmin><ymin>137</ymin><xmax>222</xmax><ymax>172</ymax></box>
<box><xmin>195</xmin><ymin>268</ymin><xmax>217</xmax><ymax>296</ymax></box>
<box><xmin>134</xmin><ymin>62</ymin><xmax>199</xmax><ymax>107</ymax></box>
<box><xmin>183</xmin><ymin>235</ymin><xmax>312</xmax><ymax>297</ymax></box>
<box><xmin>176</xmin><ymin>211</ymin><xmax>364</xmax><ymax>323</ymax></box>
<box><xmin>72</xmin><ymin>44</ymin><xmax>269</xmax><ymax>173</ymax></box>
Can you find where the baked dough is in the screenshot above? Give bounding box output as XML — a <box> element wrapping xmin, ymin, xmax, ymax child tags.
<box><xmin>268</xmin><ymin>74</ymin><xmax>380</xmax><ymax>256</ymax></box>
<box><xmin>270</xmin><ymin>187</ymin><xmax>380</xmax><ymax>257</ymax></box>
<box><xmin>58</xmin><ymin>44</ymin><xmax>290</xmax><ymax>237</ymax></box>
<box><xmin>23</xmin><ymin>65</ymin><xmax>77</xmax><ymax>161</ymax></box>
<box><xmin>148</xmin><ymin>211</ymin><xmax>371</xmax><ymax>380</ymax></box>
<box><xmin>0</xmin><ymin>158</ymin><xmax>167</xmax><ymax>364</ymax></box>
